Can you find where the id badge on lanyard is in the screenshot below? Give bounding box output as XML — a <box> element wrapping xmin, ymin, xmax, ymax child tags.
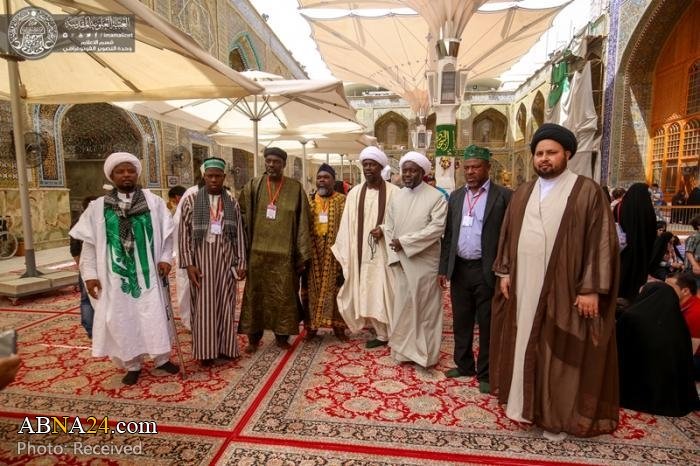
<box><xmin>462</xmin><ymin>215</ymin><xmax>474</xmax><ymax>227</ymax></box>
<box><xmin>266</xmin><ymin>203</ymin><xmax>277</xmax><ymax>220</ymax></box>
<box><xmin>210</xmin><ymin>219</ymin><xmax>222</xmax><ymax>234</ymax></box>
<box><xmin>319</xmin><ymin>212</ymin><xmax>329</xmax><ymax>224</ymax></box>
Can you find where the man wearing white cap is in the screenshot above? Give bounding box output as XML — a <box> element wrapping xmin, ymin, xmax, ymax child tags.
<box><xmin>70</xmin><ymin>152</ymin><xmax>179</xmax><ymax>385</ymax></box>
<box><xmin>332</xmin><ymin>146</ymin><xmax>399</xmax><ymax>348</ymax></box>
<box><xmin>384</xmin><ymin>151</ymin><xmax>447</xmax><ymax>368</ymax></box>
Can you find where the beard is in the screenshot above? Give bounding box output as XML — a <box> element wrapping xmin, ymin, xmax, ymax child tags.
<box><xmin>534</xmin><ymin>163</ymin><xmax>566</xmax><ymax>179</ymax></box>
<box><xmin>317</xmin><ymin>187</ymin><xmax>331</xmax><ymax>197</ymax></box>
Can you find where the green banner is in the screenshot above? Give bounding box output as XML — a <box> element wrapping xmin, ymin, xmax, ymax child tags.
<box><xmin>435</xmin><ymin>124</ymin><xmax>456</xmax><ymax>156</ymax></box>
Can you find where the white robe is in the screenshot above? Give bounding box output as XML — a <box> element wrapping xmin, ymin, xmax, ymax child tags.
<box><xmin>70</xmin><ymin>190</ymin><xmax>174</xmax><ymax>363</ymax></box>
<box><xmin>172</xmin><ymin>185</ymin><xmax>199</xmax><ymax>330</ymax></box>
<box><xmin>331</xmin><ymin>181</ymin><xmax>398</xmax><ymax>333</ymax></box>
<box><xmin>506</xmin><ymin>169</ymin><xmax>578</xmax><ymax>422</ymax></box>
<box><xmin>384</xmin><ymin>182</ymin><xmax>447</xmax><ymax>368</ymax></box>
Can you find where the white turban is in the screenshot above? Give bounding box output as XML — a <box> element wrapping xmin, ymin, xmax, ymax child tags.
<box><xmin>103</xmin><ymin>152</ymin><xmax>141</xmax><ymax>180</ymax></box>
<box><xmin>399</xmin><ymin>151</ymin><xmax>431</xmax><ymax>175</ymax></box>
<box><xmin>359</xmin><ymin>146</ymin><xmax>388</xmax><ymax>167</ymax></box>
<box><xmin>381</xmin><ymin>165</ymin><xmax>392</xmax><ymax>181</ymax></box>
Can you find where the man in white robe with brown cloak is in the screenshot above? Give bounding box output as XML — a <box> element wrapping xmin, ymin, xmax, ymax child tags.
<box><xmin>490</xmin><ymin>124</ymin><xmax>619</xmax><ymax>439</ymax></box>
<box><xmin>332</xmin><ymin>146</ymin><xmax>398</xmax><ymax>348</ymax></box>
<box><xmin>384</xmin><ymin>151</ymin><xmax>447</xmax><ymax>368</ymax></box>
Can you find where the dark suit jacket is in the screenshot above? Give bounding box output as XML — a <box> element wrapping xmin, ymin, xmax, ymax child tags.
<box><xmin>439</xmin><ymin>181</ymin><xmax>511</xmax><ymax>289</ymax></box>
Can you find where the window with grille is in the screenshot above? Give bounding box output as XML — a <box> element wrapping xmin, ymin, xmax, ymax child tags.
<box><xmin>688</xmin><ymin>61</ymin><xmax>700</xmax><ymax>115</ymax></box>
<box><xmin>684</xmin><ymin>119</ymin><xmax>700</xmax><ymax>159</ymax></box>
<box><xmin>651</xmin><ymin>120</ymin><xmax>700</xmax><ymax>193</ymax></box>
<box><xmin>652</xmin><ymin>128</ymin><xmax>665</xmax><ymax>161</ymax></box>
<box><xmin>667</xmin><ymin>123</ymin><xmax>681</xmax><ymax>159</ymax></box>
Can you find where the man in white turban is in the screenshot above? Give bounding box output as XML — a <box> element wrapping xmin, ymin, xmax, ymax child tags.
<box><xmin>332</xmin><ymin>146</ymin><xmax>399</xmax><ymax>348</ymax></box>
<box><xmin>70</xmin><ymin>152</ymin><xmax>180</xmax><ymax>385</ymax></box>
<box><xmin>384</xmin><ymin>151</ymin><xmax>447</xmax><ymax>368</ymax></box>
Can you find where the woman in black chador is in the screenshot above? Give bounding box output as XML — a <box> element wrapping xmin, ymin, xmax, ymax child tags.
<box><xmin>616</xmin><ymin>282</ymin><xmax>699</xmax><ymax>416</ymax></box>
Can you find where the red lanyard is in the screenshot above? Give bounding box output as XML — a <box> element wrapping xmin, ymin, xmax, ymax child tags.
<box><xmin>209</xmin><ymin>196</ymin><xmax>222</xmax><ymax>221</ymax></box>
<box><xmin>466</xmin><ymin>188</ymin><xmax>485</xmax><ymax>216</ymax></box>
<box><xmin>267</xmin><ymin>176</ymin><xmax>284</xmax><ymax>205</ymax></box>
<box><xmin>319</xmin><ymin>196</ymin><xmax>330</xmax><ymax>214</ymax></box>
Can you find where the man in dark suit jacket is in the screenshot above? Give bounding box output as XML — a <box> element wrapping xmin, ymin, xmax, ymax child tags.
<box><xmin>439</xmin><ymin>145</ymin><xmax>511</xmax><ymax>393</ymax></box>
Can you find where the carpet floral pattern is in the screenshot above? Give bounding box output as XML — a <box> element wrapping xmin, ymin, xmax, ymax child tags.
<box><xmin>0</xmin><ymin>283</ymin><xmax>698</xmax><ymax>465</ymax></box>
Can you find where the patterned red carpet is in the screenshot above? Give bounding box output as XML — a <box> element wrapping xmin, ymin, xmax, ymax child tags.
<box><xmin>0</xmin><ymin>282</ymin><xmax>698</xmax><ymax>465</ymax></box>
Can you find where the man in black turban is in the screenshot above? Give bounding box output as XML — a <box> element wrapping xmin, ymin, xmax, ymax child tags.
<box><xmin>490</xmin><ymin>121</ymin><xmax>620</xmax><ymax>439</ymax></box>
<box><xmin>530</xmin><ymin>123</ymin><xmax>578</xmax><ymax>158</ymax></box>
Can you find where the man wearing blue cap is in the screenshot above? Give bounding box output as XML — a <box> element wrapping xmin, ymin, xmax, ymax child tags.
<box><xmin>439</xmin><ymin>145</ymin><xmax>511</xmax><ymax>393</ymax></box>
<box><xmin>304</xmin><ymin>163</ymin><xmax>348</xmax><ymax>340</ymax></box>
<box><xmin>179</xmin><ymin>157</ymin><xmax>247</xmax><ymax>366</ymax></box>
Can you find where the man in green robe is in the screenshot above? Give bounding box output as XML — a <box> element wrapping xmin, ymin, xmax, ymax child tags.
<box><xmin>238</xmin><ymin>147</ymin><xmax>312</xmax><ymax>351</ymax></box>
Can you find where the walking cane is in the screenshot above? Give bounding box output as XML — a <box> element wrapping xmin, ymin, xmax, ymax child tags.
<box><xmin>161</xmin><ymin>276</ymin><xmax>187</xmax><ymax>380</ymax></box>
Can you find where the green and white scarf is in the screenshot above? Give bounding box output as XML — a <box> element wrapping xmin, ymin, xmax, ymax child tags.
<box><xmin>104</xmin><ymin>188</ymin><xmax>153</xmax><ymax>298</ymax></box>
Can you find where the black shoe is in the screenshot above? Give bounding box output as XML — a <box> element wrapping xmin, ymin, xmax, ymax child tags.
<box><xmin>275</xmin><ymin>335</ymin><xmax>291</xmax><ymax>350</ymax></box>
<box><xmin>218</xmin><ymin>353</ymin><xmax>235</xmax><ymax>361</ymax></box>
<box><xmin>122</xmin><ymin>370</ymin><xmax>141</xmax><ymax>385</ymax></box>
<box><xmin>200</xmin><ymin>359</ymin><xmax>215</xmax><ymax>367</ymax></box>
<box><xmin>365</xmin><ymin>338</ymin><xmax>388</xmax><ymax>349</ymax></box>
<box><xmin>156</xmin><ymin>361</ymin><xmax>180</xmax><ymax>374</ymax></box>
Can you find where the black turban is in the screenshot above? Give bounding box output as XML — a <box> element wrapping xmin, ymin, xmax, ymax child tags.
<box><xmin>264</xmin><ymin>146</ymin><xmax>287</xmax><ymax>161</ymax></box>
<box><xmin>530</xmin><ymin>123</ymin><xmax>578</xmax><ymax>158</ymax></box>
<box><xmin>317</xmin><ymin>163</ymin><xmax>336</xmax><ymax>178</ymax></box>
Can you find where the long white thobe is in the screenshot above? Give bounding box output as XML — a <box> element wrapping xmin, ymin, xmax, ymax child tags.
<box><xmin>70</xmin><ymin>190</ymin><xmax>174</xmax><ymax>363</ymax></box>
<box><xmin>506</xmin><ymin>169</ymin><xmax>578</xmax><ymax>422</ymax></box>
<box><xmin>384</xmin><ymin>182</ymin><xmax>447</xmax><ymax>368</ymax></box>
<box><xmin>332</xmin><ymin>181</ymin><xmax>398</xmax><ymax>333</ymax></box>
<box><xmin>172</xmin><ymin>185</ymin><xmax>199</xmax><ymax>330</ymax></box>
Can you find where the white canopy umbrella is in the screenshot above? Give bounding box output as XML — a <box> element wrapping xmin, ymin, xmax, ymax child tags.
<box><xmin>117</xmin><ymin>71</ymin><xmax>363</xmax><ymax>180</ymax></box>
<box><xmin>0</xmin><ymin>0</ymin><xmax>262</xmax><ymax>276</ymax></box>
<box><xmin>1</xmin><ymin>0</ymin><xmax>262</xmax><ymax>102</ymax></box>
<box><xmin>300</xmin><ymin>3</ymin><xmax>565</xmax><ymax>108</ymax></box>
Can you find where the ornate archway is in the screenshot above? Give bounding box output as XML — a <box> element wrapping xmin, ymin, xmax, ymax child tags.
<box><xmin>58</xmin><ymin>104</ymin><xmax>157</xmax><ymax>222</ymax></box>
<box><xmin>608</xmin><ymin>0</ymin><xmax>695</xmax><ymax>185</ymax></box>
<box><xmin>472</xmin><ymin>108</ymin><xmax>508</xmax><ymax>146</ymax></box>
<box><xmin>374</xmin><ymin>111</ymin><xmax>409</xmax><ymax>150</ymax></box>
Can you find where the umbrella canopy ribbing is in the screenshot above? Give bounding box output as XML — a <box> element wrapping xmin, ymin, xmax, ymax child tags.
<box><xmin>117</xmin><ymin>71</ymin><xmax>363</xmax><ymax>177</ymax></box>
<box><xmin>301</xmin><ymin>4</ymin><xmax>565</xmax><ymax>102</ymax></box>
<box><xmin>0</xmin><ymin>0</ymin><xmax>263</xmax><ymax>102</ymax></box>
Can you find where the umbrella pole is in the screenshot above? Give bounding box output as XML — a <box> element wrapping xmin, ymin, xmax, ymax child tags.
<box><xmin>340</xmin><ymin>154</ymin><xmax>344</xmax><ymax>181</ymax></box>
<box><xmin>300</xmin><ymin>140</ymin><xmax>308</xmax><ymax>192</ymax></box>
<box><xmin>7</xmin><ymin>56</ymin><xmax>38</xmax><ymax>278</ymax></box>
<box><xmin>252</xmin><ymin>118</ymin><xmax>259</xmax><ymax>178</ymax></box>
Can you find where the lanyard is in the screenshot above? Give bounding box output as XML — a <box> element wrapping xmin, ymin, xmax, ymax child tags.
<box><xmin>318</xmin><ymin>196</ymin><xmax>330</xmax><ymax>214</ymax></box>
<box><xmin>209</xmin><ymin>195</ymin><xmax>222</xmax><ymax>221</ymax></box>
<box><xmin>266</xmin><ymin>175</ymin><xmax>284</xmax><ymax>205</ymax></box>
<box><xmin>465</xmin><ymin>188</ymin><xmax>485</xmax><ymax>217</ymax></box>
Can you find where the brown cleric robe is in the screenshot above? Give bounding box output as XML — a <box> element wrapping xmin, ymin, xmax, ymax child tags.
<box><xmin>490</xmin><ymin>172</ymin><xmax>620</xmax><ymax>437</ymax></box>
